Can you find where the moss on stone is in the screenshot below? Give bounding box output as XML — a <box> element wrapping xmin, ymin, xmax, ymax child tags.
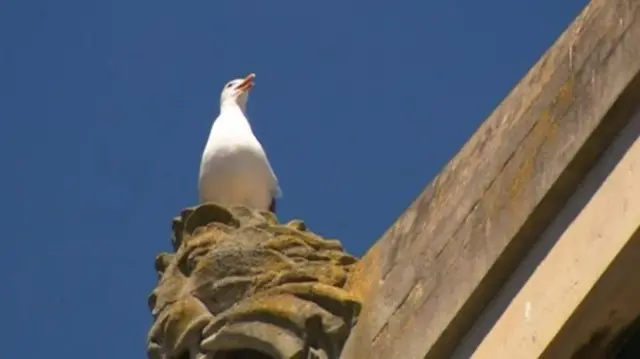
<box><xmin>147</xmin><ymin>203</ymin><xmax>362</xmax><ymax>359</ymax></box>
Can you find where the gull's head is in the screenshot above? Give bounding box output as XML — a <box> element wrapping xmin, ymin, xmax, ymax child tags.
<box><xmin>219</xmin><ymin>73</ymin><xmax>255</xmax><ymax>110</ymax></box>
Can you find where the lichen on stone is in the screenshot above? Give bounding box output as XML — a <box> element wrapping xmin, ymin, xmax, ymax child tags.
<box><xmin>147</xmin><ymin>203</ymin><xmax>361</xmax><ymax>359</ymax></box>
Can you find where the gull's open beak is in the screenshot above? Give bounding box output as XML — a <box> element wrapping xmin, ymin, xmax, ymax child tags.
<box><xmin>236</xmin><ymin>73</ymin><xmax>256</xmax><ymax>92</ymax></box>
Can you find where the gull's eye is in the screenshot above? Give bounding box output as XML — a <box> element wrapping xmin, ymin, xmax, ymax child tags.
<box><xmin>225</xmin><ymin>82</ymin><xmax>235</xmax><ymax>89</ymax></box>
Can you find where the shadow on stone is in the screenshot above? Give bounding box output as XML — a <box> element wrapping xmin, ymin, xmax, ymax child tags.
<box><xmin>212</xmin><ymin>349</ymin><xmax>274</xmax><ymax>359</ymax></box>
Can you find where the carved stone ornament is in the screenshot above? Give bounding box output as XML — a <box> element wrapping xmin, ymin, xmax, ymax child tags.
<box><xmin>147</xmin><ymin>204</ymin><xmax>362</xmax><ymax>359</ymax></box>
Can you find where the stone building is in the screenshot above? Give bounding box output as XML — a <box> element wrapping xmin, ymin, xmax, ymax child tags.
<box><xmin>146</xmin><ymin>0</ymin><xmax>640</xmax><ymax>357</ymax></box>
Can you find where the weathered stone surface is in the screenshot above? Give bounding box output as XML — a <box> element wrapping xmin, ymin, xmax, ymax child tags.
<box><xmin>147</xmin><ymin>204</ymin><xmax>361</xmax><ymax>359</ymax></box>
<box><xmin>340</xmin><ymin>0</ymin><xmax>640</xmax><ymax>358</ymax></box>
<box><xmin>453</xmin><ymin>109</ymin><xmax>640</xmax><ymax>358</ymax></box>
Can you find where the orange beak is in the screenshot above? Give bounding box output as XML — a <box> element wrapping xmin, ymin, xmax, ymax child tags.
<box><xmin>236</xmin><ymin>73</ymin><xmax>256</xmax><ymax>91</ymax></box>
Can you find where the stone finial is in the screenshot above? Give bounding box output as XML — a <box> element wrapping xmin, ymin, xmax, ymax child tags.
<box><xmin>147</xmin><ymin>204</ymin><xmax>362</xmax><ymax>359</ymax></box>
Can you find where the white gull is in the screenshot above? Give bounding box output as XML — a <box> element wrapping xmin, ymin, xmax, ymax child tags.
<box><xmin>198</xmin><ymin>73</ymin><xmax>281</xmax><ymax>213</ymax></box>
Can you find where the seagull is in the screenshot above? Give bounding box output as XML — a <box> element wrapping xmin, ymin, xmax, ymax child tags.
<box><xmin>198</xmin><ymin>73</ymin><xmax>281</xmax><ymax>213</ymax></box>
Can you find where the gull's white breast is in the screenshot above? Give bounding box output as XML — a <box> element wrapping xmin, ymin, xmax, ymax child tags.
<box><xmin>198</xmin><ymin>112</ymin><xmax>278</xmax><ymax>210</ymax></box>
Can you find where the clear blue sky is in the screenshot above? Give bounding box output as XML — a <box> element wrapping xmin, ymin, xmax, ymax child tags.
<box><xmin>1</xmin><ymin>0</ymin><xmax>587</xmax><ymax>357</ymax></box>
